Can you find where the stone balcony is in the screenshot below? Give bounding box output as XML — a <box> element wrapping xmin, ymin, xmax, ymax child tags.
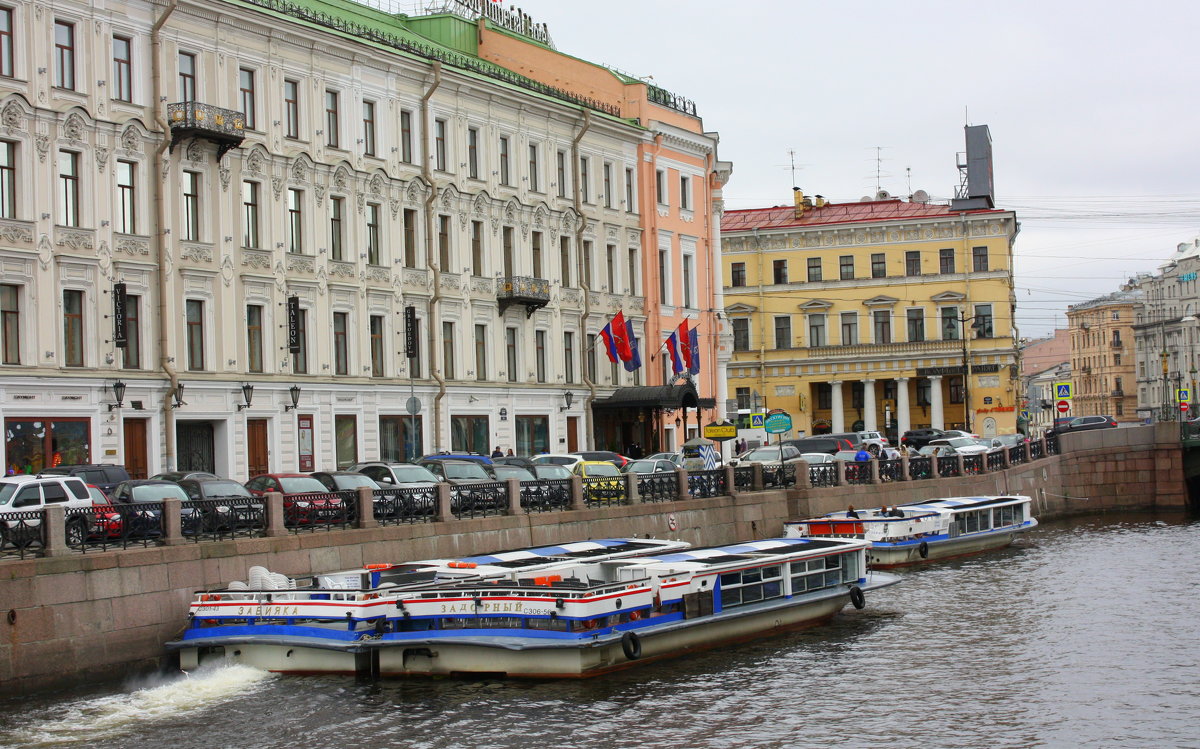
<box><xmin>497</xmin><ymin>276</ymin><xmax>550</xmax><ymax>317</ymax></box>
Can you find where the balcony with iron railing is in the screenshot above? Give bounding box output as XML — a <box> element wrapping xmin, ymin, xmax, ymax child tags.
<box><xmin>807</xmin><ymin>338</ymin><xmax>964</xmax><ymax>360</ymax></box>
<box><xmin>168</xmin><ymin>102</ymin><xmax>246</xmax><ymax>159</ymax></box>
<box><xmin>497</xmin><ymin>276</ymin><xmax>551</xmax><ymax>317</ymax></box>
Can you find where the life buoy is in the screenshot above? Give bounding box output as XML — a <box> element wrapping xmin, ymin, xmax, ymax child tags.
<box><xmin>364</xmin><ymin>563</ymin><xmax>391</xmax><ymax>570</ymax></box>
<box><xmin>621</xmin><ymin>631</ymin><xmax>642</xmax><ymax>660</ymax></box>
<box><xmin>849</xmin><ymin>586</ymin><xmax>866</xmax><ymax>610</ymax></box>
<box><xmin>918</xmin><ymin>541</ymin><xmax>929</xmax><ymax>559</ymax></box>
<box><xmin>628</xmin><ymin>609</ymin><xmax>642</xmax><ymax>621</ymax></box>
<box><xmin>582</xmin><ymin>619</ymin><xmax>596</xmax><ymax>630</ymax></box>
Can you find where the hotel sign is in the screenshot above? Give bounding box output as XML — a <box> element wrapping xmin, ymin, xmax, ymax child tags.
<box><xmin>286</xmin><ymin>296</ymin><xmax>301</xmax><ymax>353</ymax></box>
<box><xmin>112</xmin><ymin>283</ymin><xmax>128</xmax><ymax>348</ymax></box>
<box><xmin>444</xmin><ymin>0</ymin><xmax>551</xmax><ymax>45</ymax></box>
<box><xmin>916</xmin><ymin>364</ymin><xmax>1001</xmax><ymax>376</ymax></box>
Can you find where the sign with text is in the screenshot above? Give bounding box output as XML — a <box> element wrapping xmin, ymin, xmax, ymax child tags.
<box><xmin>287</xmin><ymin>296</ymin><xmax>301</xmax><ymax>354</ymax></box>
<box><xmin>112</xmin><ymin>283</ymin><xmax>128</xmax><ymax>349</ymax></box>
<box><xmin>404</xmin><ymin>306</ymin><xmax>418</xmax><ymax>359</ymax></box>
<box><xmin>763</xmin><ymin>411</ymin><xmax>793</xmax><ymax>434</ymax></box>
<box><xmin>703</xmin><ymin>422</ymin><xmax>737</xmax><ymax>441</ymax></box>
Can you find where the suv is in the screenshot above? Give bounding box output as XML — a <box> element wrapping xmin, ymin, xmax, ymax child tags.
<box><xmin>1046</xmin><ymin>415</ymin><xmax>1117</xmax><ymax>437</ymax></box>
<box><xmin>781</xmin><ymin>436</ymin><xmax>853</xmax><ymax>455</ymax></box>
<box><xmin>38</xmin><ymin>464</ymin><xmax>130</xmax><ymax>494</ymax></box>
<box><xmin>901</xmin><ymin>428</ymin><xmax>946</xmax><ymax>451</ymax></box>
<box><xmin>853</xmin><ymin>431</ymin><xmax>889</xmax><ymax>455</ymax></box>
<box><xmin>0</xmin><ymin>474</ymin><xmax>95</xmax><ymax>546</ymax></box>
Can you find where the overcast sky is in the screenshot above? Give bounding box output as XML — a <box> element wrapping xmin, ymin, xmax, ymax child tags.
<box><xmin>524</xmin><ymin>0</ymin><xmax>1200</xmax><ymax>338</ymax></box>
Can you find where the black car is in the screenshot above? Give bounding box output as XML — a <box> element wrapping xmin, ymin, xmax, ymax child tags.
<box><xmin>174</xmin><ymin>478</ymin><xmax>262</xmax><ymax>532</ymax></box>
<box><xmin>900</xmin><ymin>429</ymin><xmax>946</xmax><ymax>451</ymax></box>
<box><xmin>149</xmin><ymin>471</ymin><xmax>220</xmax><ymax>482</ymax></box>
<box><xmin>1046</xmin><ymin>415</ymin><xmax>1117</xmax><ymax>437</ymax></box>
<box><xmin>39</xmin><ymin>464</ymin><xmax>130</xmax><ymax>494</ymax></box>
<box><xmin>109</xmin><ymin>480</ymin><xmax>190</xmax><ymax>537</ymax></box>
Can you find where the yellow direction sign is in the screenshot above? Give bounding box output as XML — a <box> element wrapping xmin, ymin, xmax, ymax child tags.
<box><xmin>1054</xmin><ymin>382</ymin><xmax>1073</xmax><ymax>400</ymax></box>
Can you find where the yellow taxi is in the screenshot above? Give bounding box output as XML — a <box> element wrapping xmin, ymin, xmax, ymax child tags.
<box><xmin>573</xmin><ymin>461</ymin><xmax>626</xmax><ymax>505</ymax></box>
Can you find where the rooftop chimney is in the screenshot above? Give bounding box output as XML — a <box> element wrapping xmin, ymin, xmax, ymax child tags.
<box><xmin>793</xmin><ymin>187</ymin><xmax>806</xmax><ymax>219</ymax></box>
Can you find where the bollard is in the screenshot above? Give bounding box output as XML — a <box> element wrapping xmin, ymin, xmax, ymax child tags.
<box><xmin>162</xmin><ymin>497</ymin><xmax>183</xmax><ymax>545</ymax></box>
<box><xmin>722</xmin><ymin>465</ymin><xmax>735</xmax><ymax>496</ymax></box>
<box><xmin>751</xmin><ymin>462</ymin><xmax>764</xmax><ymax>491</ymax></box>
<box><xmin>436</xmin><ymin>483</ymin><xmax>453</xmax><ymax>521</ymax></box>
<box><xmin>356</xmin><ymin>486</ymin><xmax>377</xmax><ymax>529</ymax></box>
<box><xmin>43</xmin><ymin>505</ymin><xmax>68</xmax><ymax>557</ymax></box>
<box><xmin>570</xmin><ymin>475</ymin><xmax>586</xmax><ymax>510</ymax></box>
<box><xmin>676</xmin><ymin>468</ymin><xmax>690</xmax><ymax>501</ymax></box>
<box><xmin>835</xmin><ymin>460</ymin><xmax>847</xmax><ymax>486</ymax></box>
<box><xmin>870</xmin><ymin>459</ymin><xmax>881</xmax><ymax>485</ymax></box>
<box><xmin>506</xmin><ymin>478</ymin><xmax>522</xmax><ymax>514</ymax></box>
<box><xmin>624</xmin><ymin>472</ymin><xmax>641</xmax><ymax>504</ymax></box>
<box><xmin>265</xmin><ymin>492</ymin><xmax>287</xmax><ymax>537</ymax></box>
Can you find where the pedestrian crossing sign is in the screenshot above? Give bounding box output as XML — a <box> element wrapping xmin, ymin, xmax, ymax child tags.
<box><xmin>1178</xmin><ymin>388</ymin><xmax>1191</xmax><ymax>403</ymax></box>
<box><xmin>1054</xmin><ymin>382</ymin><xmax>1073</xmax><ymax>399</ymax></box>
<box><xmin>750</xmin><ymin>413</ymin><xmax>765</xmax><ymax>428</ymax></box>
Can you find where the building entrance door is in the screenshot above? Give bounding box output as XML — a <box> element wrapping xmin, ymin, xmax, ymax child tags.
<box><xmin>123</xmin><ymin>418</ymin><xmax>148</xmax><ymax>479</ymax></box>
<box><xmin>567</xmin><ymin>416</ymin><xmax>579</xmax><ymax>452</ymax></box>
<box><xmin>247</xmin><ymin>419</ymin><xmax>269</xmax><ymax>476</ymax></box>
<box><xmin>177</xmin><ymin>422</ymin><xmax>215</xmax><ymax>473</ymax></box>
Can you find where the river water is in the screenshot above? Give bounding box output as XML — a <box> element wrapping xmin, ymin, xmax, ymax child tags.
<box><xmin>2</xmin><ymin>511</ymin><xmax>1198</xmax><ymax>749</ymax></box>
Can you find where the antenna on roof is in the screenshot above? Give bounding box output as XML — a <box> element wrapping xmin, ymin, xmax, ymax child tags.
<box><xmin>875</xmin><ymin>146</ymin><xmax>883</xmax><ymax>193</ymax></box>
<box><xmin>906</xmin><ymin>166</ymin><xmax>912</xmax><ymax>196</ymax></box>
<box><xmin>789</xmin><ymin>149</ymin><xmax>798</xmax><ymax>187</ymax></box>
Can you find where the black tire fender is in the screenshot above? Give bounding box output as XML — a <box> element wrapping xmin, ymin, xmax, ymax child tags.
<box><xmin>849</xmin><ymin>586</ymin><xmax>866</xmax><ymax>610</ymax></box>
<box><xmin>621</xmin><ymin>631</ymin><xmax>642</xmax><ymax>660</ymax></box>
<box><xmin>918</xmin><ymin>541</ymin><xmax>929</xmax><ymax>559</ymax></box>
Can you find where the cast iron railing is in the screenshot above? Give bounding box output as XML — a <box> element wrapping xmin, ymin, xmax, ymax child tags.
<box><xmin>451</xmin><ymin>481</ymin><xmax>507</xmax><ymax>519</ymax></box>
<box><xmin>0</xmin><ymin>510</ymin><xmax>44</xmax><ymax>559</ymax></box>
<box><xmin>181</xmin><ymin>498</ymin><xmax>265</xmax><ymax>541</ymax></box>
<box><xmin>373</xmin><ymin>487</ymin><xmax>437</xmax><ymax>524</ymax></box>
<box><xmin>908</xmin><ymin>456</ymin><xmax>932</xmax><ymax>480</ymax></box>
<box><xmin>520</xmin><ymin>479</ymin><xmax>571</xmax><ymax>513</ymax></box>
<box><xmin>284</xmin><ymin>491</ymin><xmax>353</xmax><ymax>532</ymax></box>
<box><xmin>582</xmin><ymin>476</ymin><xmax>626</xmax><ymax>507</ymax></box>
<box><xmin>687</xmin><ymin>469</ymin><xmax>726</xmax><ymax>499</ymax></box>
<box><xmin>637</xmin><ymin>474</ymin><xmax>676</xmax><ymax>503</ymax></box>
<box><xmin>937</xmin><ymin>456</ymin><xmax>961</xmax><ymax>477</ymax></box>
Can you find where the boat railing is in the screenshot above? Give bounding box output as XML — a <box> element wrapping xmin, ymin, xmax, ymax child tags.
<box><xmin>687</xmin><ymin>469</ymin><xmax>727</xmax><ymax>498</ymax></box>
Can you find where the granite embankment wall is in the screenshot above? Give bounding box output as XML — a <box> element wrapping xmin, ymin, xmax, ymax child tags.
<box><xmin>0</xmin><ymin>425</ymin><xmax>1188</xmax><ymax>696</ymax></box>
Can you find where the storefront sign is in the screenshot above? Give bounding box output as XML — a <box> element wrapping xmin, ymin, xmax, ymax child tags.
<box><xmin>297</xmin><ymin>414</ymin><xmax>314</xmax><ymax>472</ymax></box>
<box><xmin>287</xmin><ymin>296</ymin><xmax>301</xmax><ymax>354</ymax></box>
<box><xmin>404</xmin><ymin>306</ymin><xmax>418</xmax><ymax>359</ymax></box>
<box><xmin>112</xmin><ymin>283</ymin><xmax>128</xmax><ymax>348</ymax></box>
<box><xmin>764</xmin><ymin>411</ymin><xmax>793</xmax><ymax>434</ymax></box>
<box><xmin>703</xmin><ymin>422</ymin><xmax>737</xmax><ymax>441</ymax></box>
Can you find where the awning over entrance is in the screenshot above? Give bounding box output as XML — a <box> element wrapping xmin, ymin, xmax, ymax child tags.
<box><xmin>592</xmin><ymin>383</ymin><xmax>715</xmax><ymax>411</ymax></box>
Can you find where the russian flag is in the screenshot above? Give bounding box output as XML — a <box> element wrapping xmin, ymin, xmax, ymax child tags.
<box><xmin>599</xmin><ymin>321</ymin><xmax>621</xmax><ymax>363</ymax></box>
<box><xmin>665</xmin><ymin>330</ymin><xmax>684</xmax><ymax>374</ymax></box>
<box><xmin>623</xmin><ymin>317</ymin><xmax>642</xmax><ymax>372</ymax></box>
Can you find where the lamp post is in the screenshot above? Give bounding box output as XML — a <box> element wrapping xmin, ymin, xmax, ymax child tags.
<box><xmin>957</xmin><ymin>312</ymin><xmax>984</xmax><ymax>433</ymax></box>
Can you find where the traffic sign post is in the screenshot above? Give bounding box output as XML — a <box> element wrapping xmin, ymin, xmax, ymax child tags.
<box><xmin>1056</xmin><ymin>400</ymin><xmax>1070</xmax><ymax>414</ymax></box>
<box><xmin>1054</xmin><ymin>382</ymin><xmax>1073</xmax><ymax>400</ymax></box>
<box><xmin>1178</xmin><ymin>388</ymin><xmax>1191</xmax><ymax>404</ymax></box>
<box><xmin>1182</xmin><ymin>403</ymin><xmax>1190</xmax><ymax>413</ymax></box>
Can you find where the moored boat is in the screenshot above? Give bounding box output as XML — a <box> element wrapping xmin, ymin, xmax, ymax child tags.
<box><xmin>168</xmin><ymin>536</ymin><xmax>898</xmax><ymax>678</ymax></box>
<box><xmin>784</xmin><ymin>494</ymin><xmax>1038</xmax><ymax>568</ymax></box>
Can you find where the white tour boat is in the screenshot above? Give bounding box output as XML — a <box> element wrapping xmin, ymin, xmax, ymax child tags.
<box><xmin>169</xmin><ymin>536</ymin><xmax>898</xmax><ymax>678</ymax></box>
<box><xmin>784</xmin><ymin>495</ymin><xmax>1038</xmax><ymax>568</ymax></box>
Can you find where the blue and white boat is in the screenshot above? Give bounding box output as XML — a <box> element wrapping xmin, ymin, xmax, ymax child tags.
<box><xmin>784</xmin><ymin>495</ymin><xmax>1038</xmax><ymax>568</ymax></box>
<box><xmin>168</xmin><ymin>536</ymin><xmax>898</xmax><ymax>678</ymax></box>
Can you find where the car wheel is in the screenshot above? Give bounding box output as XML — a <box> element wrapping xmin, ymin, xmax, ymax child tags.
<box><xmin>65</xmin><ymin>517</ymin><xmax>87</xmax><ymax>547</ymax></box>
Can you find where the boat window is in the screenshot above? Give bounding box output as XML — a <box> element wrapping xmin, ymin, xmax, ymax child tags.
<box><xmin>762</xmin><ymin>565</ymin><xmax>781</xmax><ymax>579</ymax></box>
<box><xmin>718</xmin><ymin>566</ymin><xmax>785</xmax><ymax>611</ymax></box>
<box><xmin>789</xmin><ymin>552</ymin><xmax>849</xmax><ymax>595</ymax></box>
<box><xmin>527</xmin><ymin>617</ymin><xmax>570</xmax><ymax>631</ymax></box>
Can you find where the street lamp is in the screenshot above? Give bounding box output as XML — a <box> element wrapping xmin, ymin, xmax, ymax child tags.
<box><xmin>107</xmin><ymin>380</ymin><xmax>127</xmax><ymax>412</ymax></box>
<box><xmin>957</xmin><ymin>312</ymin><xmax>985</xmax><ymax>433</ymax></box>
<box><xmin>236</xmin><ymin>383</ymin><xmax>254</xmax><ymax>411</ymax></box>
<box><xmin>284</xmin><ymin>384</ymin><xmax>302</xmax><ymax>411</ymax></box>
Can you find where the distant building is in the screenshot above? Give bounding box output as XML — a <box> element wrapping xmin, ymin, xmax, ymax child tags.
<box><xmin>1021</xmin><ymin>329</ymin><xmax>1070</xmax><ymax>378</ymax></box>
<box><xmin>721</xmin><ymin>126</ymin><xmax>1020</xmax><ymax>439</ymax></box>
<box><xmin>1128</xmin><ymin>238</ymin><xmax>1200</xmax><ymax>420</ymax></box>
<box><xmin>1065</xmin><ymin>291</ymin><xmax>1140</xmax><ymax>422</ymax></box>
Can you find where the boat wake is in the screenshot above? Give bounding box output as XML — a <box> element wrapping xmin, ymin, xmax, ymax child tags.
<box><xmin>1</xmin><ymin>662</ymin><xmax>274</xmax><ymax>748</ymax></box>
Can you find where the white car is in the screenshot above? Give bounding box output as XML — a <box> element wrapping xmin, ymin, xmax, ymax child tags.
<box><xmin>920</xmin><ymin>437</ymin><xmax>990</xmax><ymax>456</ymax></box>
<box><xmin>0</xmin><ymin>474</ymin><xmax>95</xmax><ymax>547</ymax></box>
<box><xmin>729</xmin><ymin>446</ymin><xmax>804</xmax><ymax>466</ymax></box>
<box><xmin>798</xmin><ymin>452</ymin><xmax>837</xmax><ymax>464</ymax></box>
<box><xmin>854</xmin><ymin>430</ymin><xmax>890</xmax><ymax>455</ymax></box>
<box><xmin>531</xmin><ymin>453</ymin><xmax>584</xmax><ymax>471</ymax></box>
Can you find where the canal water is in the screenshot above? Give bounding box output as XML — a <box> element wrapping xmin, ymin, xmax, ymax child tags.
<box><xmin>1</xmin><ymin>511</ymin><xmax>1198</xmax><ymax>749</ymax></box>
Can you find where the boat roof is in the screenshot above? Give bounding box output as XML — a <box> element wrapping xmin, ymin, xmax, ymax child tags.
<box><xmin>623</xmin><ymin>537</ymin><xmax>864</xmax><ymax>571</ymax></box>
<box><xmin>900</xmin><ymin>495</ymin><xmax>1031</xmax><ymax>511</ymax></box>
<box><xmin>455</xmin><ymin>538</ymin><xmax>689</xmax><ymax>567</ymax></box>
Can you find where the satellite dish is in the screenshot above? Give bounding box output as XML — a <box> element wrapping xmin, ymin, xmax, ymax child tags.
<box><xmin>860</xmin><ymin>195</ymin><xmax>874</xmax><ymax>202</ymax></box>
<box><xmin>876</xmin><ymin>189</ymin><xmax>891</xmax><ymax>199</ymax></box>
<box><xmin>911</xmin><ymin>189</ymin><xmax>930</xmax><ymax>203</ymax></box>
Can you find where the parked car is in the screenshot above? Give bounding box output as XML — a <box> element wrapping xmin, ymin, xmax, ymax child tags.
<box><xmin>780</xmin><ymin>437</ymin><xmax>853</xmax><ymax>455</ymax></box>
<box><xmin>85</xmin><ymin>484</ymin><xmax>123</xmax><ymax>539</ymax></box>
<box><xmin>38</xmin><ymin>464</ymin><xmax>130</xmax><ymax>494</ymax></box>
<box><xmin>570</xmin><ymin>451</ymin><xmax>630</xmax><ymax>468</ymax></box>
<box><xmin>492</xmin><ymin>456</ymin><xmax>537</xmax><ymax>469</ymax></box>
<box><xmin>1046</xmin><ymin>415</ymin><xmax>1118</xmax><ymax>437</ymax></box>
<box><xmin>421</xmin><ymin>452</ymin><xmax>494</xmax><ymax>466</ymax></box>
<box><xmin>833</xmin><ymin>450</ymin><xmax>868</xmax><ymax>462</ymax></box>
<box><xmin>311</xmin><ymin>471</ymin><xmax>381</xmax><ymax>492</ymax></box>
<box><xmin>532</xmin><ymin>453</ymin><xmax>585</xmax><ymax>471</ymax></box>
<box><xmin>174</xmin><ymin>478</ymin><xmax>261</xmax><ymax>533</ymax></box>
<box><xmin>900</xmin><ymin>428</ymin><xmax>946</xmax><ymax>451</ymax></box>
<box><xmin>0</xmin><ymin>474</ymin><xmax>94</xmax><ymax>547</ymax></box>
<box><xmin>730</xmin><ymin>445</ymin><xmax>804</xmax><ymax>466</ymax></box>
<box><xmin>941</xmin><ymin>429</ymin><xmax>980</xmax><ymax>440</ymax></box>
<box><xmin>574</xmin><ymin>461</ymin><xmax>625</xmax><ymax>503</ymax></box>
<box><xmin>644</xmin><ymin>452</ymin><xmax>683</xmax><ymax>466</ymax></box>
<box><xmin>418</xmin><ymin>458</ymin><xmax>499</xmax><ymax>514</ymax></box>
<box><xmin>994</xmin><ymin>433</ymin><xmax>1030</xmax><ymax>447</ymax></box>
<box><xmin>348</xmin><ymin>462</ymin><xmax>441</xmax><ymax>488</ymax></box>
<box><xmin>798</xmin><ymin>452</ymin><xmax>837</xmax><ymax>464</ymax></box>
<box><xmin>622</xmin><ymin>459</ymin><xmax>678</xmax><ymax>475</ymax></box>
<box><xmin>109</xmin><ymin>480</ymin><xmax>191</xmax><ymax>538</ymax></box>
<box><xmin>853</xmin><ymin>431</ymin><xmax>890</xmax><ymax>455</ymax></box>
<box><xmin>149</xmin><ymin>471</ymin><xmax>220</xmax><ymax>482</ymax></box>
<box><xmin>530</xmin><ymin>464</ymin><xmax>573</xmax><ymax>481</ymax></box>
<box><xmin>346</xmin><ymin>462</ymin><xmax>440</xmax><ymax>518</ymax></box>
<box><xmin>920</xmin><ymin>437</ymin><xmax>991</xmax><ymax>457</ymax></box>
<box><xmin>244</xmin><ymin>474</ymin><xmax>344</xmax><ymax>525</ymax></box>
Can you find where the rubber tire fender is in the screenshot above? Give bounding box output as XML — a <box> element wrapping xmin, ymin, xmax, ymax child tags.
<box><xmin>849</xmin><ymin>586</ymin><xmax>866</xmax><ymax>610</ymax></box>
<box><xmin>621</xmin><ymin>631</ymin><xmax>642</xmax><ymax>660</ymax></box>
<box><xmin>918</xmin><ymin>541</ymin><xmax>929</xmax><ymax>559</ymax></box>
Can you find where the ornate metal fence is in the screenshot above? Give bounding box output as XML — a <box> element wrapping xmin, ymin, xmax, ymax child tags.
<box><xmin>1044</xmin><ymin>436</ymin><xmax>1059</xmax><ymax>455</ymax></box>
<box><xmin>808</xmin><ymin>463</ymin><xmax>837</xmax><ymax>488</ymax></box>
<box><xmin>733</xmin><ymin>466</ymin><xmax>755</xmax><ymax>492</ymax></box>
<box><xmin>520</xmin><ymin>479</ymin><xmax>571</xmax><ymax>513</ymax></box>
<box><xmin>878</xmin><ymin>458</ymin><xmax>903</xmax><ymax>483</ymax></box>
<box><xmin>762</xmin><ymin>463</ymin><xmax>797</xmax><ymax>488</ymax></box>
<box><xmin>373</xmin><ymin>487</ymin><xmax>437</xmax><ymax>524</ymax></box>
<box><xmin>1030</xmin><ymin>440</ymin><xmax>1045</xmax><ymax>459</ymax></box>
<box><xmin>451</xmin><ymin>481</ymin><xmax>508</xmax><ymax>518</ymax></box>
<box><xmin>937</xmin><ymin>456</ymin><xmax>961</xmax><ymax>477</ymax></box>
<box><xmin>963</xmin><ymin>454</ymin><xmax>984</xmax><ymax>474</ymax></box>
<box><xmin>687</xmin><ymin>469</ymin><xmax>727</xmax><ymax>499</ymax></box>
<box><xmin>0</xmin><ymin>510</ymin><xmax>44</xmax><ymax>559</ymax></box>
<box><xmin>1008</xmin><ymin>444</ymin><xmax>1027</xmax><ymax>464</ymax></box>
<box><xmin>581</xmin><ymin>476</ymin><xmax>626</xmax><ymax>508</ymax></box>
<box><xmin>908</xmin><ymin>456</ymin><xmax>932</xmax><ymax>480</ymax></box>
<box><xmin>284</xmin><ymin>491</ymin><xmax>353</xmax><ymax>532</ymax></box>
<box><xmin>638</xmin><ymin>474</ymin><xmax>677</xmax><ymax>503</ymax></box>
<box><xmin>843</xmin><ymin>462</ymin><xmax>872</xmax><ymax>485</ymax></box>
<box><xmin>985</xmin><ymin>450</ymin><xmax>1005</xmax><ymax>472</ymax></box>
<box><xmin>181</xmin><ymin>499</ymin><xmax>265</xmax><ymax>541</ymax></box>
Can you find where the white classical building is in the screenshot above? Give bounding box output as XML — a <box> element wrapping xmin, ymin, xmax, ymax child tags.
<box><xmin>0</xmin><ymin>0</ymin><xmax>667</xmax><ymax>477</ymax></box>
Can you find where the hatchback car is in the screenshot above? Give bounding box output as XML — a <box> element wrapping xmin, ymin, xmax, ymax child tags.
<box><xmin>730</xmin><ymin>445</ymin><xmax>804</xmax><ymax>466</ymax></box>
<box><xmin>621</xmin><ymin>459</ymin><xmax>678</xmax><ymax>475</ymax></box>
<box><xmin>149</xmin><ymin>471</ymin><xmax>220</xmax><ymax>482</ymax></box>
<box><xmin>781</xmin><ymin>437</ymin><xmax>854</xmax><ymax>455</ymax></box>
<box><xmin>531</xmin><ymin>453</ymin><xmax>585</xmax><ymax>471</ymax></box>
<box><xmin>900</xmin><ymin>428</ymin><xmax>946</xmax><ymax>451</ymax></box>
<box><xmin>920</xmin><ymin>437</ymin><xmax>990</xmax><ymax>457</ymax></box>
<box><xmin>571</xmin><ymin>451</ymin><xmax>629</xmax><ymax>468</ymax></box>
<box><xmin>574</xmin><ymin>461</ymin><xmax>625</xmax><ymax>504</ymax></box>
<box><xmin>349</xmin><ymin>462</ymin><xmax>441</xmax><ymax>489</ymax></box>
<box><xmin>175</xmin><ymin>478</ymin><xmax>262</xmax><ymax>532</ymax></box>
<box><xmin>109</xmin><ymin>480</ymin><xmax>191</xmax><ymax>538</ymax></box>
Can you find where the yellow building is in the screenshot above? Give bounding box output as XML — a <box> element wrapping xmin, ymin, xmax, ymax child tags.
<box><xmin>1066</xmin><ymin>293</ymin><xmax>1140</xmax><ymax>421</ymax></box>
<box><xmin>722</xmin><ymin>145</ymin><xmax>1021</xmax><ymax>440</ymax></box>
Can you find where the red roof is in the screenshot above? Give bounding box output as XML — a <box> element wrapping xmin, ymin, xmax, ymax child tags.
<box><xmin>721</xmin><ymin>199</ymin><xmax>1007</xmax><ymax>233</ymax></box>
